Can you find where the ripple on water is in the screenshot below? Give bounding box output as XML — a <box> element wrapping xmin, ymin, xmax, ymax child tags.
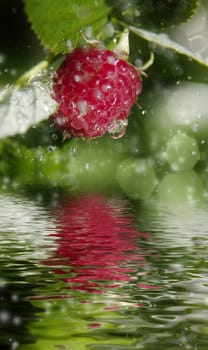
<box><xmin>1</xmin><ymin>194</ymin><xmax>208</xmax><ymax>349</ymax></box>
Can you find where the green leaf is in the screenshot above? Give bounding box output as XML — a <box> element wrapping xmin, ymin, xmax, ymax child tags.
<box><xmin>24</xmin><ymin>0</ymin><xmax>110</xmax><ymax>54</ymax></box>
<box><xmin>0</xmin><ymin>79</ymin><xmax>57</xmax><ymax>140</ymax></box>
<box><xmin>129</xmin><ymin>25</ymin><xmax>208</xmax><ymax>68</ymax></box>
<box><xmin>107</xmin><ymin>0</ymin><xmax>200</xmax><ymax>30</ymax></box>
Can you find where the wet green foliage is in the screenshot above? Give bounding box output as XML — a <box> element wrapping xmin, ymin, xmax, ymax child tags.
<box><xmin>24</xmin><ymin>0</ymin><xmax>110</xmax><ymax>54</ymax></box>
<box><xmin>107</xmin><ymin>0</ymin><xmax>200</xmax><ymax>30</ymax></box>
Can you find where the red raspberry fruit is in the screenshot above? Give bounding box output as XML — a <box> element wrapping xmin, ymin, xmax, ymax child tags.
<box><xmin>52</xmin><ymin>46</ymin><xmax>142</xmax><ymax>138</ymax></box>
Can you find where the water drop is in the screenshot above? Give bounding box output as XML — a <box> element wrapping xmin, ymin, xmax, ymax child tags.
<box><xmin>11</xmin><ymin>294</ymin><xmax>19</xmax><ymax>302</ymax></box>
<box><xmin>10</xmin><ymin>68</ymin><xmax>17</xmax><ymax>76</ymax></box>
<box><xmin>0</xmin><ymin>279</ymin><xmax>7</xmax><ymax>289</ymax></box>
<box><xmin>135</xmin><ymin>58</ymin><xmax>143</xmax><ymax>68</ymax></box>
<box><xmin>47</xmin><ymin>145</ymin><xmax>56</xmax><ymax>152</ymax></box>
<box><xmin>172</xmin><ymin>63</ymin><xmax>183</xmax><ymax>77</ymax></box>
<box><xmin>77</xmin><ymin>100</ymin><xmax>89</xmax><ymax>116</ymax></box>
<box><xmin>66</xmin><ymin>39</ymin><xmax>73</xmax><ymax>52</ymax></box>
<box><xmin>11</xmin><ymin>341</ymin><xmax>19</xmax><ymax>350</ymax></box>
<box><xmin>93</xmin><ymin>88</ymin><xmax>103</xmax><ymax>99</ymax></box>
<box><xmin>104</xmin><ymin>22</ymin><xmax>115</xmax><ymax>37</ymax></box>
<box><xmin>12</xmin><ymin>316</ymin><xmax>21</xmax><ymax>326</ymax></box>
<box><xmin>52</xmin><ymin>133</ymin><xmax>58</xmax><ymax>140</ymax></box>
<box><xmin>0</xmin><ymin>53</ymin><xmax>6</xmax><ymax>64</ymax></box>
<box><xmin>55</xmin><ymin>116</ymin><xmax>68</xmax><ymax>126</ymax></box>
<box><xmin>101</xmin><ymin>83</ymin><xmax>112</xmax><ymax>93</ymax></box>
<box><xmin>134</xmin><ymin>9</ymin><xmax>140</xmax><ymax>17</ymax></box>
<box><xmin>188</xmin><ymin>34</ymin><xmax>208</xmax><ymax>54</ymax></box>
<box><xmin>44</xmin><ymin>104</ymin><xmax>50</xmax><ymax>112</ymax></box>
<box><xmin>0</xmin><ymin>310</ymin><xmax>10</xmax><ymax>323</ymax></box>
<box><xmin>108</xmin><ymin>119</ymin><xmax>128</xmax><ymax>139</ymax></box>
<box><xmin>191</xmin><ymin>122</ymin><xmax>199</xmax><ymax>132</ymax></box>
<box><xmin>107</xmin><ymin>55</ymin><xmax>116</xmax><ymax>64</ymax></box>
<box><xmin>70</xmin><ymin>147</ymin><xmax>77</xmax><ymax>157</ymax></box>
<box><xmin>84</xmin><ymin>26</ymin><xmax>93</xmax><ymax>39</ymax></box>
<box><xmin>74</xmin><ymin>74</ymin><xmax>82</xmax><ymax>82</ymax></box>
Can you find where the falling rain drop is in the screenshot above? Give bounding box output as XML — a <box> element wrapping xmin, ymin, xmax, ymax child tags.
<box><xmin>47</xmin><ymin>145</ymin><xmax>56</xmax><ymax>152</ymax></box>
<box><xmin>135</xmin><ymin>58</ymin><xmax>143</xmax><ymax>68</ymax></box>
<box><xmin>52</xmin><ymin>133</ymin><xmax>58</xmax><ymax>140</ymax></box>
<box><xmin>70</xmin><ymin>147</ymin><xmax>77</xmax><ymax>157</ymax></box>
<box><xmin>191</xmin><ymin>122</ymin><xmax>199</xmax><ymax>132</ymax></box>
<box><xmin>0</xmin><ymin>53</ymin><xmax>6</xmax><ymax>64</ymax></box>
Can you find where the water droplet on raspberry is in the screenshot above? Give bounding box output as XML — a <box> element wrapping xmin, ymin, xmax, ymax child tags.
<box><xmin>108</xmin><ymin>119</ymin><xmax>128</xmax><ymax>139</ymax></box>
<box><xmin>106</xmin><ymin>55</ymin><xmax>117</xmax><ymax>64</ymax></box>
<box><xmin>101</xmin><ymin>83</ymin><xmax>112</xmax><ymax>93</ymax></box>
<box><xmin>77</xmin><ymin>100</ymin><xmax>90</xmax><ymax>116</ymax></box>
<box><xmin>74</xmin><ymin>74</ymin><xmax>82</xmax><ymax>82</ymax></box>
<box><xmin>92</xmin><ymin>88</ymin><xmax>103</xmax><ymax>100</ymax></box>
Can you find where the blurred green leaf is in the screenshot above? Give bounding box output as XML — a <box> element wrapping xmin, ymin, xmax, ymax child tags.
<box><xmin>24</xmin><ymin>0</ymin><xmax>110</xmax><ymax>54</ymax></box>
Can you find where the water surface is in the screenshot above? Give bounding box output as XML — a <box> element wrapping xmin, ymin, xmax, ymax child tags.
<box><xmin>1</xmin><ymin>192</ymin><xmax>208</xmax><ymax>349</ymax></box>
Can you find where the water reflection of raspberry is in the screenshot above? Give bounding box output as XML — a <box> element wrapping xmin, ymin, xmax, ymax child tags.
<box><xmin>46</xmin><ymin>194</ymin><xmax>148</xmax><ymax>293</ymax></box>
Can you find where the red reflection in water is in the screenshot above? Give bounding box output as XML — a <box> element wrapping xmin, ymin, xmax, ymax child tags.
<box><xmin>46</xmin><ymin>194</ymin><xmax>149</xmax><ymax>293</ymax></box>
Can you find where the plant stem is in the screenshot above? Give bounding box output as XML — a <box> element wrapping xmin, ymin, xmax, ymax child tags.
<box><xmin>16</xmin><ymin>60</ymin><xmax>49</xmax><ymax>87</ymax></box>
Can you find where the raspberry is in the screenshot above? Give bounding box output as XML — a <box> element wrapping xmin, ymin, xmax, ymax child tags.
<box><xmin>52</xmin><ymin>46</ymin><xmax>142</xmax><ymax>138</ymax></box>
